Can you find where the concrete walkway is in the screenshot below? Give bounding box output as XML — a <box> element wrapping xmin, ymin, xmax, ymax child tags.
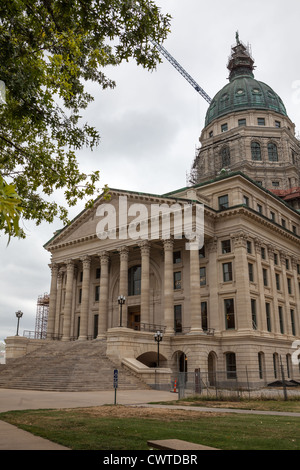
<box><xmin>0</xmin><ymin>388</ymin><xmax>176</xmax><ymax>450</ymax></box>
<box><xmin>0</xmin><ymin>388</ymin><xmax>299</xmax><ymax>450</ymax></box>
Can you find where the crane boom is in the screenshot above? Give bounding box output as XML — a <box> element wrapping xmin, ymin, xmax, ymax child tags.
<box><xmin>152</xmin><ymin>40</ymin><xmax>212</xmax><ymax>104</ymax></box>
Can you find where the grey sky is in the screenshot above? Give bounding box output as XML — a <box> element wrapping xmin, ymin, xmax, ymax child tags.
<box><xmin>1</xmin><ymin>0</ymin><xmax>299</xmax><ymax>341</ymax></box>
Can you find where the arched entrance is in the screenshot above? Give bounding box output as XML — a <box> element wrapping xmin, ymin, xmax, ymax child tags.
<box><xmin>137</xmin><ymin>351</ymin><xmax>167</xmax><ymax>368</ymax></box>
<box><xmin>173</xmin><ymin>350</ymin><xmax>188</xmax><ymax>383</ymax></box>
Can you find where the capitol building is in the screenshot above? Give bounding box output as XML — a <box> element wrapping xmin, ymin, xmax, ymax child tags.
<box><xmin>4</xmin><ymin>38</ymin><xmax>300</xmax><ymax>391</ymax></box>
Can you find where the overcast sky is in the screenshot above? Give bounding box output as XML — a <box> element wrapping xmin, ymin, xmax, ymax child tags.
<box><xmin>1</xmin><ymin>0</ymin><xmax>300</xmax><ymax>342</ymax></box>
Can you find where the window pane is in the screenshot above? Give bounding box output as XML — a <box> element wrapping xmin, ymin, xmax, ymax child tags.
<box><xmin>251</xmin><ymin>142</ymin><xmax>262</xmax><ymax>161</ymax></box>
<box><xmin>224</xmin><ymin>299</ymin><xmax>235</xmax><ymax>329</ymax></box>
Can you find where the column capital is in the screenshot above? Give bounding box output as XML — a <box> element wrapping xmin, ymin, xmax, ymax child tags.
<box><xmin>99</xmin><ymin>251</ymin><xmax>110</xmax><ymax>265</ymax></box>
<box><xmin>139</xmin><ymin>240</ymin><xmax>150</xmax><ymax>256</ymax></box>
<box><xmin>48</xmin><ymin>262</ymin><xmax>59</xmax><ymax>275</ymax></box>
<box><xmin>81</xmin><ymin>254</ymin><xmax>91</xmax><ymax>269</ymax></box>
<box><xmin>66</xmin><ymin>259</ymin><xmax>75</xmax><ymax>271</ymax></box>
<box><xmin>118</xmin><ymin>245</ymin><xmax>129</xmax><ymax>261</ymax></box>
<box><xmin>163</xmin><ymin>238</ymin><xmax>174</xmax><ymax>251</ymax></box>
<box><xmin>231</xmin><ymin>231</ymin><xmax>247</xmax><ymax>249</ymax></box>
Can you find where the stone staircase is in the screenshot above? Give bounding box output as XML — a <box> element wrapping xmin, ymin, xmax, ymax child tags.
<box><xmin>0</xmin><ymin>340</ymin><xmax>150</xmax><ymax>391</ymax></box>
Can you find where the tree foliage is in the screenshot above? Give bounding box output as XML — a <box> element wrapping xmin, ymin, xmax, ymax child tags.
<box><xmin>0</xmin><ymin>0</ymin><xmax>171</xmax><ymax>238</ymax></box>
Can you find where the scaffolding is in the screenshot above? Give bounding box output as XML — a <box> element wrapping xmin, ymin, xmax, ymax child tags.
<box><xmin>35</xmin><ymin>293</ymin><xmax>49</xmax><ymax>339</ymax></box>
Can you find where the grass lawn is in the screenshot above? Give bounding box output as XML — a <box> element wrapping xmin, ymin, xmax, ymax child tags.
<box><xmin>0</xmin><ymin>402</ymin><xmax>299</xmax><ymax>450</ymax></box>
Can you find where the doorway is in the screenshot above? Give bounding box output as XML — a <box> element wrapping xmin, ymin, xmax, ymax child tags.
<box><xmin>128</xmin><ymin>306</ymin><xmax>140</xmax><ymax>330</ymax></box>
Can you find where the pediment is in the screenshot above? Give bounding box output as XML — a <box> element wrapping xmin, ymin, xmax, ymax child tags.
<box><xmin>44</xmin><ymin>189</ymin><xmax>191</xmax><ymax>251</ymax></box>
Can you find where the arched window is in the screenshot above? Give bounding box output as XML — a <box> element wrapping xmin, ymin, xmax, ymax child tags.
<box><xmin>221</xmin><ymin>146</ymin><xmax>230</xmax><ymax>168</ymax></box>
<box><xmin>251</xmin><ymin>141</ymin><xmax>262</xmax><ymax>161</ymax></box>
<box><xmin>268</xmin><ymin>143</ymin><xmax>278</xmax><ymax>162</ymax></box>
<box><xmin>128</xmin><ymin>265</ymin><xmax>141</xmax><ymax>296</ymax></box>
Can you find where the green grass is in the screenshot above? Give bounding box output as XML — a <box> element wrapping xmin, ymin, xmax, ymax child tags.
<box><xmin>0</xmin><ymin>404</ymin><xmax>299</xmax><ymax>450</ymax></box>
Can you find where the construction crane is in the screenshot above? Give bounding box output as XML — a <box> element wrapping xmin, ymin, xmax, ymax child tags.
<box><xmin>151</xmin><ymin>40</ymin><xmax>212</xmax><ymax>104</ymax></box>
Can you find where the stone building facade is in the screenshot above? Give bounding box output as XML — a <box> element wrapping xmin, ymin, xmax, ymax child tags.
<box><xmin>40</xmin><ymin>38</ymin><xmax>300</xmax><ymax>387</ymax></box>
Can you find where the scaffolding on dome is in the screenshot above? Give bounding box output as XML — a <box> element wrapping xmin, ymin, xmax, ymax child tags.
<box><xmin>35</xmin><ymin>293</ymin><xmax>49</xmax><ymax>339</ymax></box>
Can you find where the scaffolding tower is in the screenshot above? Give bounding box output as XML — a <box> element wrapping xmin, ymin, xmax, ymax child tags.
<box><xmin>35</xmin><ymin>293</ymin><xmax>49</xmax><ymax>339</ymax></box>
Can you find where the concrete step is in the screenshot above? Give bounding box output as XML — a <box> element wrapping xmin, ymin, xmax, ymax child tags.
<box><xmin>0</xmin><ymin>340</ymin><xmax>149</xmax><ymax>391</ymax></box>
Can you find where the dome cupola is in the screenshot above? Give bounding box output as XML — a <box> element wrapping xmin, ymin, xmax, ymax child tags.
<box><xmin>205</xmin><ymin>34</ymin><xmax>287</xmax><ymax>126</ymax></box>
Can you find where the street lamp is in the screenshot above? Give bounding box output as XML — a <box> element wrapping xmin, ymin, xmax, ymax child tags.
<box><xmin>154</xmin><ymin>330</ymin><xmax>163</xmax><ymax>367</ymax></box>
<box><xmin>118</xmin><ymin>295</ymin><xmax>126</xmax><ymax>327</ymax></box>
<box><xmin>15</xmin><ymin>310</ymin><xmax>23</xmax><ymax>336</ymax></box>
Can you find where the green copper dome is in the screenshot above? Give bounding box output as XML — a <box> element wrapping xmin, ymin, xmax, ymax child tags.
<box><xmin>205</xmin><ymin>38</ymin><xmax>287</xmax><ymax>126</ymax></box>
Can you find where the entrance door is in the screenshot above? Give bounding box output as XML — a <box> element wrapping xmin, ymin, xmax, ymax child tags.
<box><xmin>128</xmin><ymin>307</ymin><xmax>140</xmax><ymax>330</ymax></box>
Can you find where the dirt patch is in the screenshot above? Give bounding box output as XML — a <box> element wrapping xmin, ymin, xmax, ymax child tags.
<box><xmin>63</xmin><ymin>405</ymin><xmax>224</xmax><ymax>420</ymax></box>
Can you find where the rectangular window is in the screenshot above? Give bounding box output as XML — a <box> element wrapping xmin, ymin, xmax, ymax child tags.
<box><xmin>173</xmin><ymin>251</ymin><xmax>182</xmax><ymax>264</ymax></box>
<box><xmin>174</xmin><ymin>305</ymin><xmax>182</xmax><ymax>333</ymax></box>
<box><xmin>200</xmin><ymin>267</ymin><xmax>206</xmax><ymax>286</ymax></box>
<box><xmin>199</xmin><ymin>246</ymin><xmax>205</xmax><ymax>258</ymax></box>
<box><xmin>281</xmin><ymin>218</ymin><xmax>286</xmax><ymax>228</ymax></box>
<box><xmin>238</xmin><ymin>118</ymin><xmax>246</xmax><ymax>126</ymax></box>
<box><xmin>93</xmin><ymin>314</ymin><xmax>98</xmax><ymax>339</ymax></box>
<box><xmin>221</xmin><ymin>123</ymin><xmax>228</xmax><ymax>132</ymax></box>
<box><xmin>291</xmin><ymin>310</ymin><xmax>296</xmax><ymax>336</ymax></box>
<box><xmin>287</xmin><ymin>278</ymin><xmax>292</xmax><ymax>295</ymax></box>
<box><xmin>221</xmin><ymin>239</ymin><xmax>231</xmax><ymax>254</ymax></box>
<box><xmin>275</xmin><ymin>120</ymin><xmax>281</xmax><ymax>128</ymax></box>
<box><xmin>226</xmin><ymin>353</ymin><xmax>237</xmax><ymax>379</ymax></box>
<box><xmin>223</xmin><ymin>262</ymin><xmax>232</xmax><ymax>282</ymax></box>
<box><xmin>243</xmin><ymin>195</ymin><xmax>249</xmax><ymax>206</ymax></box>
<box><xmin>218</xmin><ymin>194</ymin><xmax>229</xmax><ymax>210</ymax></box>
<box><xmin>128</xmin><ymin>266</ymin><xmax>141</xmax><ymax>296</ymax></box>
<box><xmin>274</xmin><ymin>253</ymin><xmax>278</xmax><ymax>265</ymax></box>
<box><xmin>224</xmin><ymin>299</ymin><xmax>235</xmax><ymax>329</ymax></box>
<box><xmin>173</xmin><ymin>271</ymin><xmax>182</xmax><ymax>290</ymax></box>
<box><xmin>248</xmin><ymin>263</ymin><xmax>254</xmax><ymax>282</ymax></box>
<box><xmin>266</xmin><ymin>303</ymin><xmax>272</xmax><ymax>332</ymax></box>
<box><xmin>95</xmin><ymin>268</ymin><xmax>101</xmax><ymax>279</ymax></box>
<box><xmin>261</xmin><ymin>247</ymin><xmax>266</xmax><ymax>259</ymax></box>
<box><xmin>257</xmin><ymin>203</ymin><xmax>263</xmax><ymax>214</ymax></box>
<box><xmin>78</xmin><ymin>288</ymin><xmax>82</xmax><ymax>304</ymax></box>
<box><xmin>258</xmin><ymin>353</ymin><xmax>264</xmax><ymax>379</ymax></box>
<box><xmin>270</xmin><ymin>211</ymin><xmax>276</xmax><ymax>222</ymax></box>
<box><xmin>275</xmin><ymin>273</ymin><xmax>280</xmax><ymax>290</ymax></box>
<box><xmin>95</xmin><ymin>285</ymin><xmax>100</xmax><ymax>302</ymax></box>
<box><xmin>258</xmin><ymin>118</ymin><xmax>265</xmax><ymax>126</ymax></box>
<box><xmin>262</xmin><ymin>268</ymin><xmax>268</xmax><ymax>286</ymax></box>
<box><xmin>201</xmin><ymin>302</ymin><xmax>208</xmax><ymax>331</ymax></box>
<box><xmin>285</xmin><ymin>258</ymin><xmax>289</xmax><ymax>270</ymax></box>
<box><xmin>272</xmin><ymin>181</ymin><xmax>280</xmax><ymax>188</ymax></box>
<box><xmin>278</xmin><ymin>306</ymin><xmax>284</xmax><ymax>334</ymax></box>
<box><xmin>247</xmin><ymin>240</ymin><xmax>252</xmax><ymax>254</ymax></box>
<box><xmin>251</xmin><ymin>299</ymin><xmax>257</xmax><ymax>329</ymax></box>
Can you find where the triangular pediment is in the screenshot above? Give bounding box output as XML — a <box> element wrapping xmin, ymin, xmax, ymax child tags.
<box><xmin>44</xmin><ymin>189</ymin><xmax>194</xmax><ymax>251</ymax></box>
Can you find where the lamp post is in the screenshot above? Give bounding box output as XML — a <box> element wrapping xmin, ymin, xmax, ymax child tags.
<box><xmin>15</xmin><ymin>310</ymin><xmax>23</xmax><ymax>336</ymax></box>
<box><xmin>154</xmin><ymin>330</ymin><xmax>163</xmax><ymax>367</ymax></box>
<box><xmin>118</xmin><ymin>295</ymin><xmax>126</xmax><ymax>327</ymax></box>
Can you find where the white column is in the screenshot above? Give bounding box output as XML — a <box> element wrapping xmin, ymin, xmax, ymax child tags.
<box><xmin>140</xmin><ymin>241</ymin><xmax>150</xmax><ymax>326</ymax></box>
<box><xmin>119</xmin><ymin>246</ymin><xmax>128</xmax><ymax>327</ymax></box>
<box><xmin>163</xmin><ymin>239</ymin><xmax>174</xmax><ymax>333</ymax></box>
<box><xmin>98</xmin><ymin>251</ymin><xmax>110</xmax><ymax>337</ymax></box>
<box><xmin>62</xmin><ymin>260</ymin><xmax>75</xmax><ymax>341</ymax></box>
<box><xmin>47</xmin><ymin>263</ymin><xmax>58</xmax><ymax>339</ymax></box>
<box><xmin>189</xmin><ymin>246</ymin><xmax>202</xmax><ymax>333</ymax></box>
<box><xmin>78</xmin><ymin>255</ymin><xmax>91</xmax><ymax>340</ymax></box>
